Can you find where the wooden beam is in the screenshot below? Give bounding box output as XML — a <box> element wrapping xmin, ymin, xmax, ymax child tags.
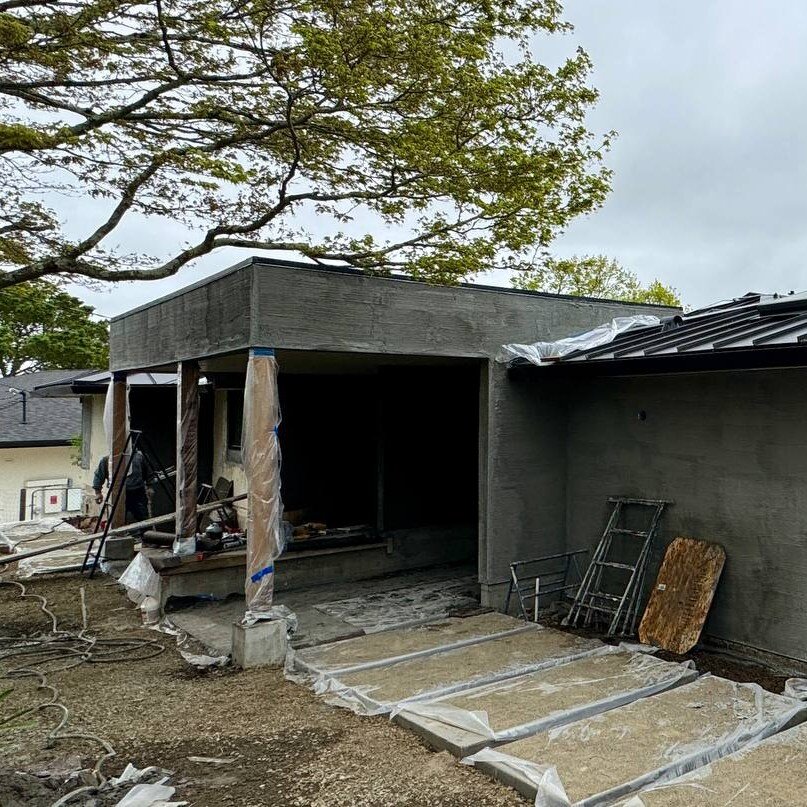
<box><xmin>0</xmin><ymin>494</ymin><xmax>247</xmax><ymax>566</ymax></box>
<box><xmin>175</xmin><ymin>360</ymin><xmax>200</xmax><ymax>539</ymax></box>
<box><xmin>109</xmin><ymin>372</ymin><xmax>128</xmax><ymax>529</ymax></box>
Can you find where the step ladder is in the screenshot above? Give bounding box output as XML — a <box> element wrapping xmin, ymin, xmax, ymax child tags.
<box><xmin>565</xmin><ymin>497</ymin><xmax>670</xmax><ymax>636</ymax></box>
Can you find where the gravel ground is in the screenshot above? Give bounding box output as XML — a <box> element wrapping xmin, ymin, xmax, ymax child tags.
<box><xmin>0</xmin><ymin>571</ymin><xmax>526</xmax><ymax>807</ymax></box>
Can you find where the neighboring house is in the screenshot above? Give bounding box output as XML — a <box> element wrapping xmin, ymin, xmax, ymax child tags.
<box><xmin>0</xmin><ymin>370</ymin><xmax>97</xmax><ymax>522</ymax></box>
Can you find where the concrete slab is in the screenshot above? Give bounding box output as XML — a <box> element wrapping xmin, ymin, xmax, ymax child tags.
<box><xmin>319</xmin><ymin>626</ymin><xmax>604</xmax><ymax>714</ymax></box>
<box><xmin>313</xmin><ymin>576</ymin><xmax>479</xmax><ymax>632</ymax></box>
<box><xmin>293</xmin><ymin>611</ymin><xmax>527</xmax><ymax>676</ymax></box>
<box><xmin>618</xmin><ymin>721</ymin><xmax>807</xmax><ymax>806</ymax></box>
<box><xmin>467</xmin><ymin>675</ymin><xmax>807</xmax><ymax>806</ymax></box>
<box><xmin>167</xmin><ymin>565</ymin><xmax>478</xmax><ymax>655</ymax></box>
<box><xmin>393</xmin><ymin>649</ymin><xmax>698</xmax><ymax>757</ymax></box>
<box><xmin>232</xmin><ymin>619</ymin><xmax>288</xmax><ymax>668</ymax></box>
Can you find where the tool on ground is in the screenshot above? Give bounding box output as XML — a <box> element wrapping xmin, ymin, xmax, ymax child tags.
<box><xmin>505</xmin><ymin>549</ymin><xmax>589</xmax><ymax>622</ymax></box>
<box><xmin>565</xmin><ymin>497</ymin><xmax>670</xmax><ymax>636</ymax></box>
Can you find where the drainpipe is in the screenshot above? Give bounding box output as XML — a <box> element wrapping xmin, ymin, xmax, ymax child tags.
<box><xmin>9</xmin><ymin>388</ymin><xmax>27</xmax><ymax>423</ymax></box>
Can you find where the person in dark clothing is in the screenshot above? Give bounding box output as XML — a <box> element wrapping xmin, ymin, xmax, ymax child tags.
<box><xmin>93</xmin><ymin>451</ymin><xmax>150</xmax><ymax>523</ymax></box>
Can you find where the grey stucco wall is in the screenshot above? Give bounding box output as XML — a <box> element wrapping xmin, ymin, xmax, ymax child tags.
<box><xmin>563</xmin><ymin>368</ymin><xmax>807</xmax><ymax>663</ymax></box>
<box><xmin>110</xmin><ymin>259</ymin><xmax>674</xmax><ymax>368</ymax></box>
<box><xmin>479</xmin><ymin>363</ymin><xmax>570</xmax><ymax>608</ymax></box>
<box><xmin>110</xmin><ymin>264</ymin><xmax>254</xmax><ymax>371</ymax></box>
<box><xmin>109</xmin><ymin>258</ymin><xmax>676</xmax><ymax>605</ymax></box>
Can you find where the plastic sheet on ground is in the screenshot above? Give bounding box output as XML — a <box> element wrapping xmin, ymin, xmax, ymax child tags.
<box><xmin>242</xmin><ymin>603</ymin><xmax>298</xmax><ymax>635</ymax></box>
<box><xmin>463</xmin><ymin>674</ymin><xmax>807</xmax><ymax>807</ymax></box>
<box><xmin>392</xmin><ymin>647</ymin><xmax>697</xmax><ymax>756</ymax></box>
<box><xmin>312</xmin><ymin>576</ymin><xmax>479</xmax><ymax>633</ymax></box>
<box><xmin>119</xmin><ymin>553</ymin><xmax>161</xmax><ymax>605</ymax></box>
<box><xmin>288</xmin><ymin>611</ymin><xmax>530</xmax><ymax>680</ymax></box>
<box><xmin>314</xmin><ymin>626</ymin><xmax>605</xmax><ymax>716</ymax></box>
<box><xmin>0</xmin><ymin>517</ymin><xmax>85</xmax><ymax>577</ymax></box>
<box><xmin>617</xmin><ymin>720</ymin><xmax>807</xmax><ymax>806</ymax></box>
<box><xmin>784</xmin><ymin>677</ymin><xmax>807</xmax><ymax>700</ymax></box>
<box><xmin>497</xmin><ymin>315</ymin><xmax>660</xmax><ymax>367</ymax></box>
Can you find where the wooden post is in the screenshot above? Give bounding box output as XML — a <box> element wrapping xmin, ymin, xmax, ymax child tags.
<box><xmin>109</xmin><ymin>372</ymin><xmax>128</xmax><ymax>529</ymax></box>
<box><xmin>175</xmin><ymin>360</ymin><xmax>200</xmax><ymax>540</ymax></box>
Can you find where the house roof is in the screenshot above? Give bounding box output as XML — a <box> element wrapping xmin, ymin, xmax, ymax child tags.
<box><xmin>0</xmin><ymin>370</ymin><xmax>95</xmax><ymax>447</ymax></box>
<box><xmin>34</xmin><ymin>370</ymin><xmax>179</xmax><ymax>398</ymax></box>
<box><xmin>513</xmin><ymin>292</ymin><xmax>807</xmax><ymax>376</ymax></box>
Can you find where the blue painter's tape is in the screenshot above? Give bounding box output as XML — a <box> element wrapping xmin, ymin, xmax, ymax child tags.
<box><xmin>250</xmin><ymin>564</ymin><xmax>274</xmax><ymax>583</ymax></box>
<box><xmin>250</xmin><ymin>347</ymin><xmax>275</xmax><ymax>357</ymax></box>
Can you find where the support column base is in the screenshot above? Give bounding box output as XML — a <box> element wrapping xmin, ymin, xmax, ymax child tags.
<box><xmin>231</xmin><ymin>620</ymin><xmax>288</xmax><ymax>668</ymax></box>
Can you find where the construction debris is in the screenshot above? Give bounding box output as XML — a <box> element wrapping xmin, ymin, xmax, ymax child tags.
<box><xmin>639</xmin><ymin>536</ymin><xmax>726</xmax><ymax>654</ymax></box>
<box><xmin>0</xmin><ymin>494</ymin><xmax>247</xmax><ymax>568</ymax></box>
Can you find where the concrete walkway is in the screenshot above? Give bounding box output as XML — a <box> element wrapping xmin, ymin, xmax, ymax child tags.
<box><xmin>168</xmin><ymin>564</ymin><xmax>477</xmax><ymax>654</ymax></box>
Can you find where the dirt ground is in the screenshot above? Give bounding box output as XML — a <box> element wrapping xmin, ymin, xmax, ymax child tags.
<box><xmin>0</xmin><ymin>572</ymin><xmax>525</xmax><ymax>807</ymax></box>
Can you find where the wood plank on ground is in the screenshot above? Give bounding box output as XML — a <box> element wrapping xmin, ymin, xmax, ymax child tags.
<box><xmin>639</xmin><ymin>536</ymin><xmax>725</xmax><ymax>654</ymax></box>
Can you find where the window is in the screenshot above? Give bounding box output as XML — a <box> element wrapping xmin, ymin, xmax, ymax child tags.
<box><xmin>226</xmin><ymin>389</ymin><xmax>244</xmax><ymax>451</ymax></box>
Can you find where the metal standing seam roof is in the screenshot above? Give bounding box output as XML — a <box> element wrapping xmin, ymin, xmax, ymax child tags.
<box><xmin>549</xmin><ymin>292</ymin><xmax>807</xmax><ymax>368</ymax></box>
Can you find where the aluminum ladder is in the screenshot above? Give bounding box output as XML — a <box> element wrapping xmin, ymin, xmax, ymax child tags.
<box><xmin>565</xmin><ymin>497</ymin><xmax>669</xmax><ymax>636</ymax></box>
<box><xmin>505</xmin><ymin>549</ymin><xmax>589</xmax><ymax>622</ymax></box>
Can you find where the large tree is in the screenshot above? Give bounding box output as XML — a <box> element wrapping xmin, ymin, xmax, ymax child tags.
<box><xmin>0</xmin><ymin>0</ymin><xmax>612</xmax><ymax>288</ymax></box>
<box><xmin>0</xmin><ymin>280</ymin><xmax>108</xmax><ymax>375</ymax></box>
<box><xmin>513</xmin><ymin>254</ymin><xmax>681</xmax><ymax>306</ymax></box>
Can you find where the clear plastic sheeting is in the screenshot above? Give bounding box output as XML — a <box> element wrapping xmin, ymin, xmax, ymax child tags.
<box><xmin>784</xmin><ymin>677</ymin><xmax>807</xmax><ymax>700</ymax></box>
<box><xmin>392</xmin><ymin>649</ymin><xmax>698</xmax><ymax>755</ymax></box>
<box><xmin>497</xmin><ymin>315</ymin><xmax>660</xmax><ymax>367</ymax></box>
<box><xmin>242</xmin><ymin>350</ymin><xmax>284</xmax><ymax>620</ymax></box>
<box><xmin>103</xmin><ymin>377</ymin><xmax>114</xmax><ymax>459</ymax></box>
<box><xmin>288</xmin><ymin>616</ymin><xmax>533</xmax><ymax>681</ymax></box>
<box><xmin>119</xmin><ymin>553</ymin><xmax>161</xmax><ymax>605</ymax></box>
<box><xmin>463</xmin><ymin>674</ymin><xmax>807</xmax><ymax>807</ymax></box>
<box><xmin>463</xmin><ymin>749</ymin><xmax>571</xmax><ymax>807</ymax></box>
<box><xmin>242</xmin><ymin>603</ymin><xmax>298</xmax><ymax>634</ymax></box>
<box><xmin>312</xmin><ymin>629</ymin><xmax>607</xmax><ymax>716</ymax></box>
<box><xmin>616</xmin><ymin>720</ymin><xmax>807</xmax><ymax>806</ymax></box>
<box><xmin>312</xmin><ymin>577</ymin><xmax>479</xmax><ymax>633</ymax></box>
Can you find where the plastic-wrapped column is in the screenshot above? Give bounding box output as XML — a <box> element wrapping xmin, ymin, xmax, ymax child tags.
<box><xmin>242</xmin><ymin>349</ymin><xmax>283</xmax><ymax>617</ymax></box>
<box><xmin>108</xmin><ymin>372</ymin><xmax>129</xmax><ymax>529</ymax></box>
<box><xmin>175</xmin><ymin>360</ymin><xmax>200</xmax><ymax>540</ymax></box>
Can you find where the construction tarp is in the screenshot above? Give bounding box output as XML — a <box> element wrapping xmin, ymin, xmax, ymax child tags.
<box><xmin>242</xmin><ymin>349</ymin><xmax>284</xmax><ymax>621</ymax></box>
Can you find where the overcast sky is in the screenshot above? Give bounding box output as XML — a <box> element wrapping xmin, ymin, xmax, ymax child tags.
<box><xmin>70</xmin><ymin>2</ymin><xmax>807</xmax><ymax>317</ymax></box>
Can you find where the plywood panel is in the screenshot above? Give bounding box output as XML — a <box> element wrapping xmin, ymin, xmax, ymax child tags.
<box><xmin>639</xmin><ymin>536</ymin><xmax>725</xmax><ymax>654</ymax></box>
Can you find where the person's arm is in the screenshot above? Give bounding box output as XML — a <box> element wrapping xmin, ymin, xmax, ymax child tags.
<box><xmin>92</xmin><ymin>456</ymin><xmax>108</xmax><ymax>503</ymax></box>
